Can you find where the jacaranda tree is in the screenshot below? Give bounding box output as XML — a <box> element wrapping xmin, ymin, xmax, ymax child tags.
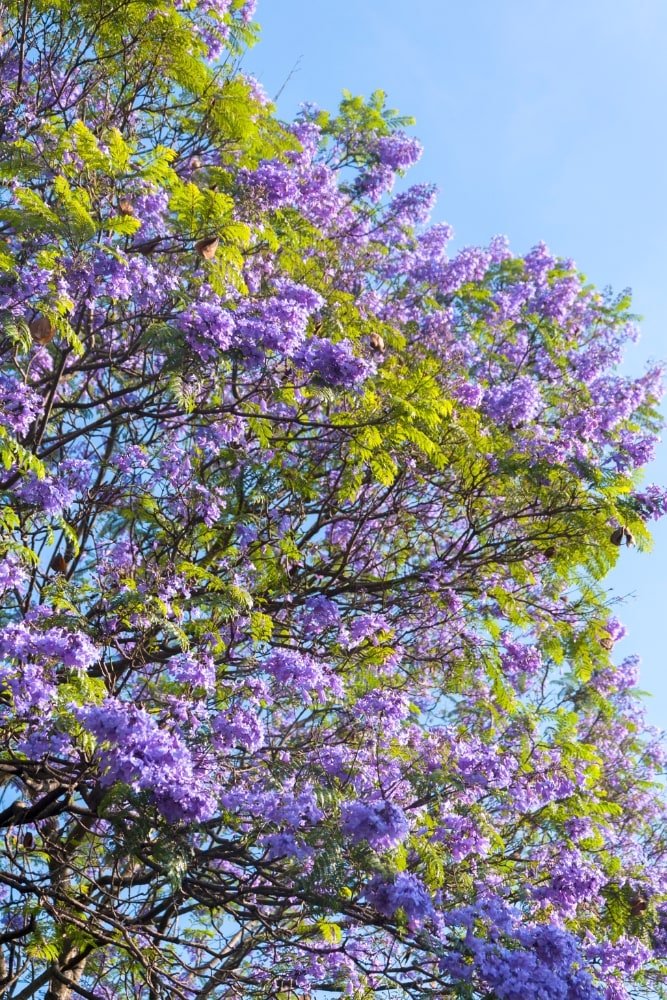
<box><xmin>1</xmin><ymin>2</ymin><xmax>667</xmax><ymax>997</ymax></box>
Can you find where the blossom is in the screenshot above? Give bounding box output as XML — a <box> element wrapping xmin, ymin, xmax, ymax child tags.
<box><xmin>1</xmin><ymin>1</ymin><xmax>666</xmax><ymax>992</ymax></box>
<box><xmin>342</xmin><ymin>799</ymin><xmax>409</xmax><ymax>851</ymax></box>
<box><xmin>169</xmin><ymin>652</ymin><xmax>216</xmax><ymax>692</ymax></box>
<box><xmin>374</xmin><ymin>132</ymin><xmax>423</xmax><ymax>170</ymax></box>
<box><xmin>484</xmin><ymin>376</ymin><xmax>542</xmax><ymax>427</ymax></box>
<box><xmin>0</xmin><ymin>621</ymin><xmax>98</xmax><ymax>671</ymax></box>
<box><xmin>366</xmin><ymin>873</ymin><xmax>433</xmax><ymax>929</ymax></box>
<box><xmin>212</xmin><ymin>706</ymin><xmax>265</xmax><ymax>753</ymax></box>
<box><xmin>264</xmin><ymin>648</ymin><xmax>342</xmax><ymax>701</ymax></box>
<box><xmin>301</xmin><ymin>595</ymin><xmax>340</xmax><ymax>632</ymax></box>
<box><xmin>294</xmin><ymin>337</ymin><xmax>374</xmax><ymax>386</ymax></box>
<box><xmin>0</xmin><ymin>554</ymin><xmax>27</xmax><ymax>594</ymax></box>
<box><xmin>77</xmin><ymin>699</ymin><xmax>215</xmax><ymax>823</ymax></box>
<box><xmin>0</xmin><ymin>373</ymin><xmax>42</xmax><ymax>436</ymax></box>
<box><xmin>500</xmin><ymin>639</ymin><xmax>543</xmax><ymax>678</ymax></box>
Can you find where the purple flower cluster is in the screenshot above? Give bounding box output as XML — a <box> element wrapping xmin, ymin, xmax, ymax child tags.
<box><xmin>435</xmin><ymin>809</ymin><xmax>491</xmax><ymax>861</ymax></box>
<box><xmin>484</xmin><ymin>376</ymin><xmax>543</xmax><ymax>427</ymax></box>
<box><xmin>169</xmin><ymin>651</ymin><xmax>216</xmax><ymax>692</ymax></box>
<box><xmin>374</xmin><ymin>132</ymin><xmax>423</xmax><ymax>171</ymax></box>
<box><xmin>342</xmin><ymin>799</ymin><xmax>410</xmax><ymax>851</ymax></box>
<box><xmin>534</xmin><ymin>850</ymin><xmax>605</xmax><ymax>916</ymax></box>
<box><xmin>211</xmin><ymin>705</ymin><xmax>265</xmax><ymax>753</ymax></box>
<box><xmin>0</xmin><ymin>372</ymin><xmax>42</xmax><ymax>436</ymax></box>
<box><xmin>235</xmin><ymin>280</ymin><xmax>324</xmax><ymax>355</ymax></box>
<box><xmin>0</xmin><ymin>621</ymin><xmax>98</xmax><ymax>670</ymax></box>
<box><xmin>632</xmin><ymin>484</ymin><xmax>667</xmax><ymax>520</ymax></box>
<box><xmin>77</xmin><ymin>699</ymin><xmax>215</xmax><ymax>823</ymax></box>
<box><xmin>294</xmin><ymin>337</ymin><xmax>374</xmax><ymax>386</ymax></box>
<box><xmin>366</xmin><ymin>873</ymin><xmax>433</xmax><ymax>929</ymax></box>
<box><xmin>0</xmin><ymin>554</ymin><xmax>27</xmax><ymax>594</ymax></box>
<box><xmin>442</xmin><ymin>901</ymin><xmax>604</xmax><ymax>1000</ymax></box>
<box><xmin>264</xmin><ymin>648</ymin><xmax>342</xmax><ymax>702</ymax></box>
<box><xmin>16</xmin><ymin>473</ymin><xmax>76</xmax><ymax>517</ymax></box>
<box><xmin>500</xmin><ymin>639</ymin><xmax>543</xmax><ymax>678</ymax></box>
<box><xmin>300</xmin><ymin>595</ymin><xmax>340</xmax><ymax>633</ymax></box>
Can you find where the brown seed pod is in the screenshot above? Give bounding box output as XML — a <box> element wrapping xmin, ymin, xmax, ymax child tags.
<box><xmin>118</xmin><ymin>196</ymin><xmax>134</xmax><ymax>216</ymax></box>
<box><xmin>630</xmin><ymin>894</ymin><xmax>649</xmax><ymax>917</ymax></box>
<box><xmin>190</xmin><ymin>155</ymin><xmax>202</xmax><ymax>171</ymax></box>
<box><xmin>543</xmin><ymin>545</ymin><xmax>557</xmax><ymax>559</ymax></box>
<box><xmin>609</xmin><ymin>526</ymin><xmax>625</xmax><ymax>546</ymax></box>
<box><xmin>51</xmin><ymin>553</ymin><xmax>68</xmax><ymax>575</ymax></box>
<box><xmin>128</xmin><ymin>236</ymin><xmax>162</xmax><ymax>255</ymax></box>
<box><xmin>22</xmin><ymin>831</ymin><xmax>34</xmax><ymax>850</ymax></box>
<box><xmin>195</xmin><ymin>236</ymin><xmax>219</xmax><ymax>260</ymax></box>
<box><xmin>369</xmin><ymin>332</ymin><xmax>385</xmax><ymax>352</ymax></box>
<box><xmin>599</xmin><ymin>636</ymin><xmax>614</xmax><ymax>651</ymax></box>
<box><xmin>623</xmin><ymin>528</ymin><xmax>635</xmax><ymax>547</ymax></box>
<box><xmin>28</xmin><ymin>314</ymin><xmax>54</xmax><ymax>345</ymax></box>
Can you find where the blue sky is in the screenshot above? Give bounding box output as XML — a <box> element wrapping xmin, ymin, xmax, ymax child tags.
<box><xmin>247</xmin><ymin>1</ymin><xmax>667</xmax><ymax>725</ymax></box>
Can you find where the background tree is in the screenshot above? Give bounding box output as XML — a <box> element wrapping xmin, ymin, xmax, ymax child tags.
<box><xmin>1</xmin><ymin>2</ymin><xmax>667</xmax><ymax>998</ymax></box>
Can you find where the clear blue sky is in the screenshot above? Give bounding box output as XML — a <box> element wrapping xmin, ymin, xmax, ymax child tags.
<box><xmin>246</xmin><ymin>1</ymin><xmax>667</xmax><ymax>726</ymax></box>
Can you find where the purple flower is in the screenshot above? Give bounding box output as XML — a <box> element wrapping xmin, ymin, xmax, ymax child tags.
<box><xmin>16</xmin><ymin>473</ymin><xmax>76</xmax><ymax>517</ymax></box>
<box><xmin>77</xmin><ymin>699</ymin><xmax>215</xmax><ymax>824</ymax></box>
<box><xmin>0</xmin><ymin>373</ymin><xmax>42</xmax><ymax>436</ymax></box>
<box><xmin>177</xmin><ymin>293</ymin><xmax>234</xmax><ymax>360</ymax></box>
<box><xmin>212</xmin><ymin>705</ymin><xmax>265</xmax><ymax>753</ymax></box>
<box><xmin>294</xmin><ymin>338</ymin><xmax>374</xmax><ymax>387</ymax></box>
<box><xmin>0</xmin><ymin>554</ymin><xmax>27</xmax><ymax>594</ymax></box>
<box><xmin>342</xmin><ymin>799</ymin><xmax>409</xmax><ymax>851</ymax></box>
<box><xmin>366</xmin><ymin>873</ymin><xmax>433</xmax><ymax>929</ymax></box>
<box><xmin>500</xmin><ymin>640</ymin><xmax>543</xmax><ymax>678</ymax></box>
<box><xmin>239</xmin><ymin>160</ymin><xmax>299</xmax><ymax>208</ymax></box>
<box><xmin>374</xmin><ymin>132</ymin><xmax>423</xmax><ymax>171</ymax></box>
<box><xmin>632</xmin><ymin>484</ymin><xmax>667</xmax><ymax>521</ymax></box>
<box><xmin>386</xmin><ymin>183</ymin><xmax>437</xmax><ymax>226</ymax></box>
<box><xmin>0</xmin><ymin>621</ymin><xmax>98</xmax><ymax>670</ymax></box>
<box><xmin>263</xmin><ymin>831</ymin><xmax>312</xmax><ymax>861</ymax></box>
<box><xmin>169</xmin><ymin>652</ymin><xmax>216</xmax><ymax>692</ymax></box>
<box><xmin>264</xmin><ymin>648</ymin><xmax>342</xmax><ymax>702</ymax></box>
<box><xmin>484</xmin><ymin>376</ymin><xmax>542</xmax><ymax>427</ymax></box>
<box><xmin>301</xmin><ymin>595</ymin><xmax>340</xmax><ymax>633</ymax></box>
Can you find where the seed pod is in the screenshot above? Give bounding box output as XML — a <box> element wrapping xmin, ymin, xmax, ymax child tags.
<box><xmin>609</xmin><ymin>527</ymin><xmax>625</xmax><ymax>546</ymax></box>
<box><xmin>630</xmin><ymin>893</ymin><xmax>649</xmax><ymax>916</ymax></box>
<box><xmin>543</xmin><ymin>545</ymin><xmax>556</xmax><ymax>559</ymax></box>
<box><xmin>369</xmin><ymin>332</ymin><xmax>385</xmax><ymax>352</ymax></box>
<box><xmin>599</xmin><ymin>636</ymin><xmax>614</xmax><ymax>651</ymax></box>
<box><xmin>28</xmin><ymin>314</ymin><xmax>54</xmax><ymax>345</ymax></box>
<box><xmin>128</xmin><ymin>236</ymin><xmax>162</xmax><ymax>255</ymax></box>
<box><xmin>195</xmin><ymin>235</ymin><xmax>219</xmax><ymax>260</ymax></box>
<box><xmin>623</xmin><ymin>528</ymin><xmax>635</xmax><ymax>547</ymax></box>
<box><xmin>190</xmin><ymin>155</ymin><xmax>202</xmax><ymax>170</ymax></box>
<box><xmin>22</xmin><ymin>831</ymin><xmax>34</xmax><ymax>850</ymax></box>
<box><xmin>52</xmin><ymin>553</ymin><xmax>68</xmax><ymax>575</ymax></box>
<box><xmin>118</xmin><ymin>196</ymin><xmax>134</xmax><ymax>216</ymax></box>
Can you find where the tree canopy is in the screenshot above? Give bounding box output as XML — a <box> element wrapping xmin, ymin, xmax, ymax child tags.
<box><xmin>1</xmin><ymin>2</ymin><xmax>667</xmax><ymax>998</ymax></box>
